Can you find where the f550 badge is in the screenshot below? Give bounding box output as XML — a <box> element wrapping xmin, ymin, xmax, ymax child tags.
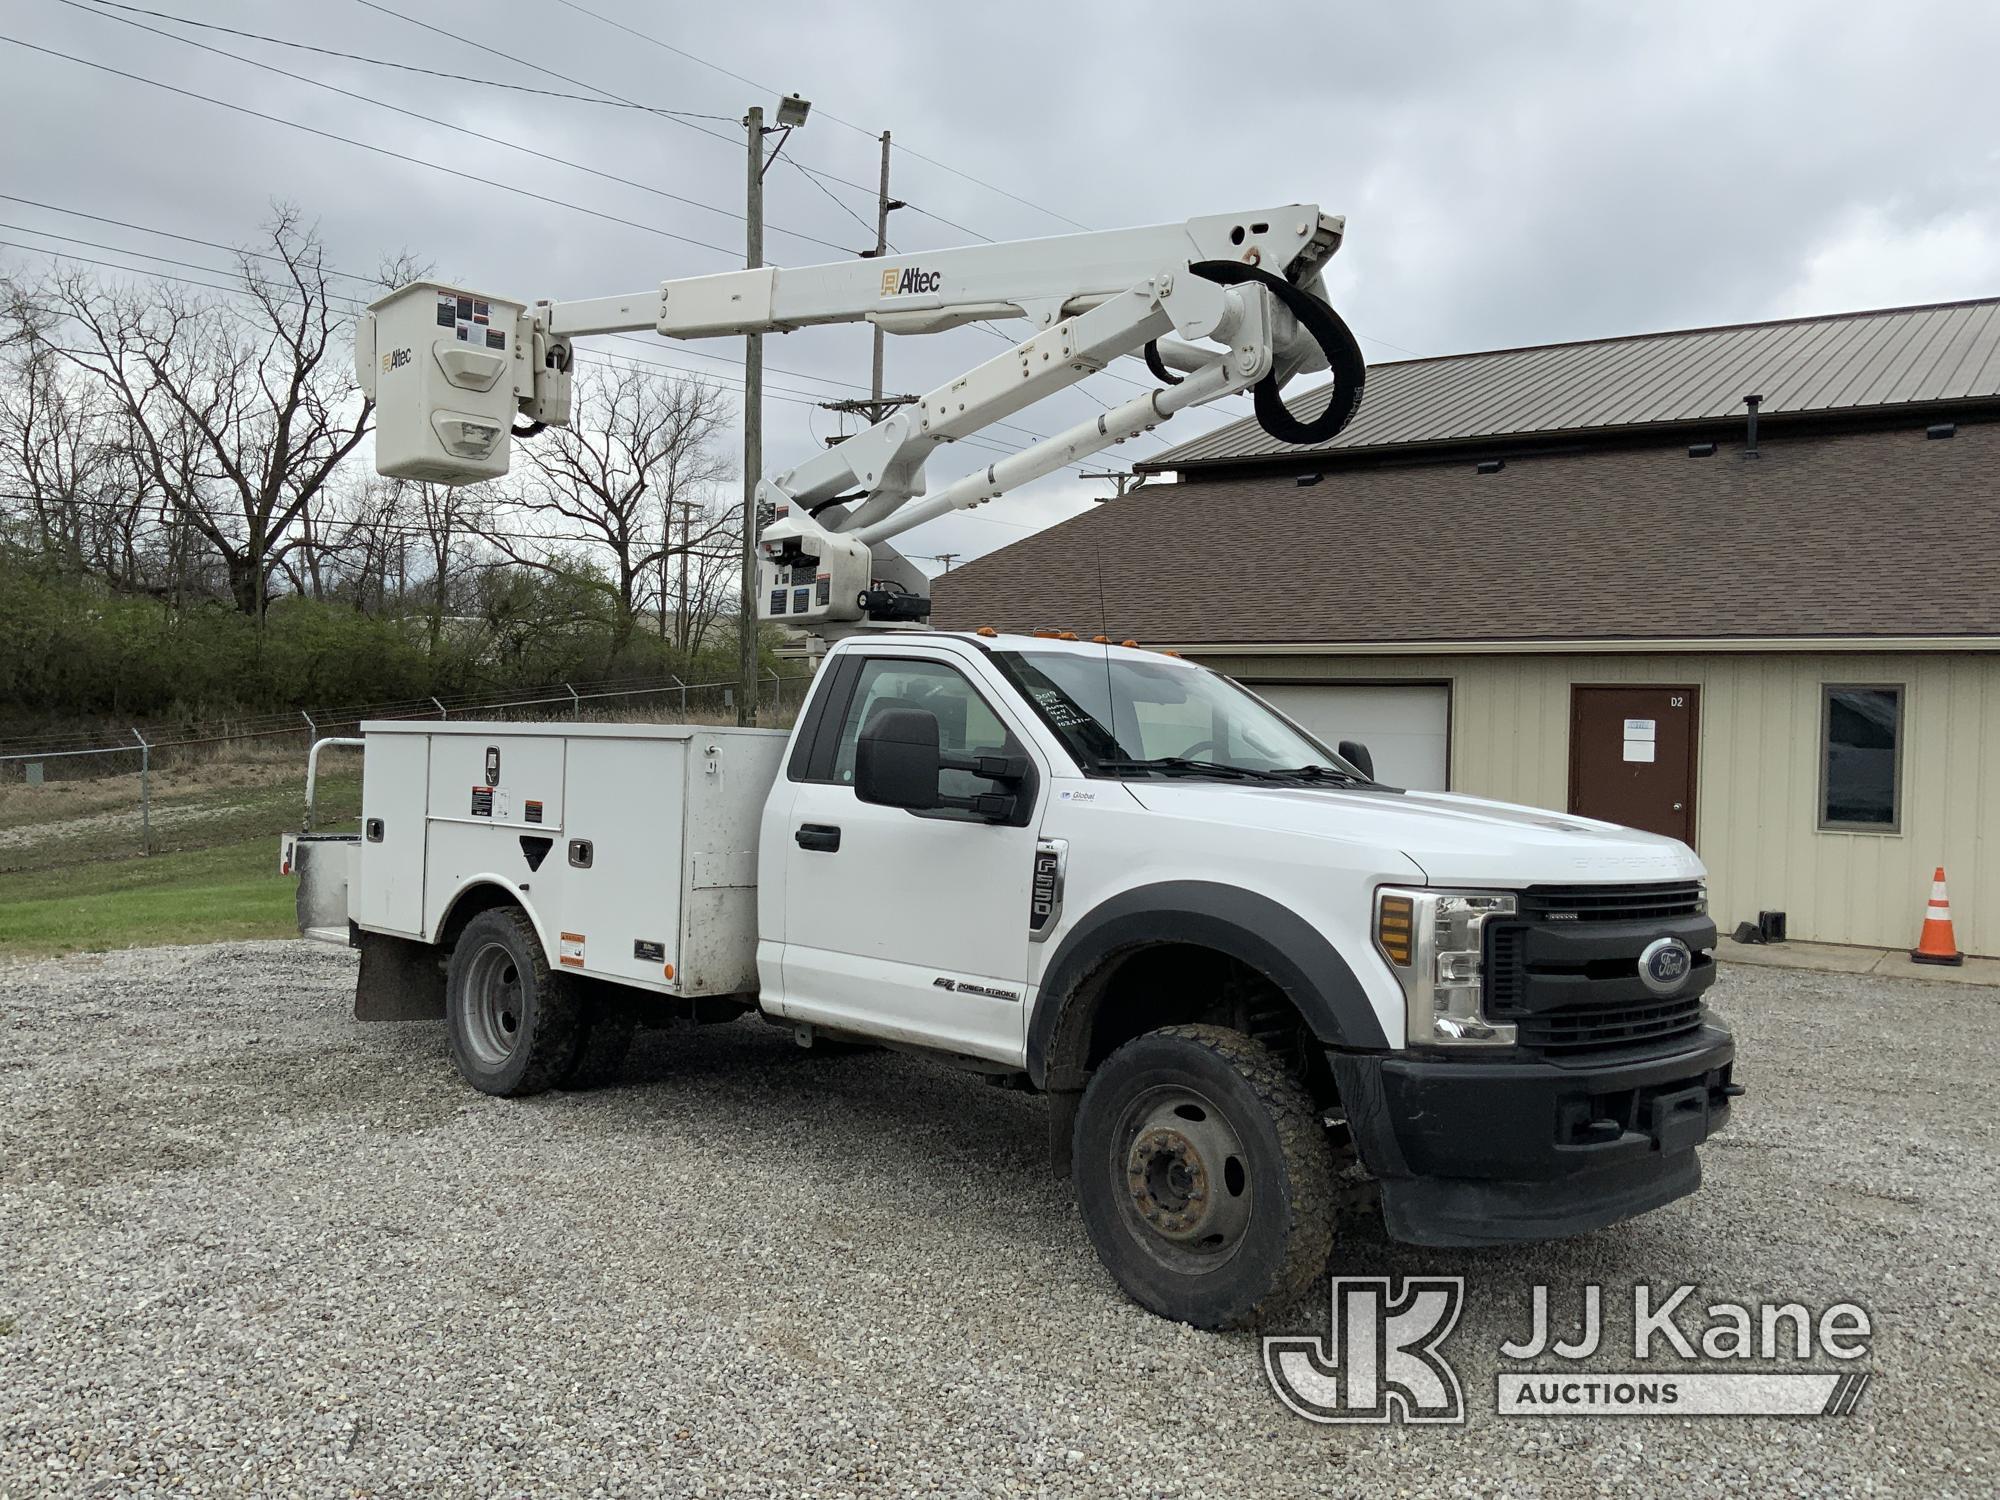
<box><xmin>881</xmin><ymin>266</ymin><xmax>943</xmax><ymax>297</ymax></box>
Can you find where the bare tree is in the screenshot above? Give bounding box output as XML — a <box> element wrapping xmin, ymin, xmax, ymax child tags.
<box><xmin>0</xmin><ymin>337</ymin><xmax>175</xmax><ymax>593</ymax></box>
<box><xmin>480</xmin><ymin>362</ymin><xmax>735</xmax><ymax>659</ymax></box>
<box><xmin>11</xmin><ymin>206</ymin><xmax>418</xmax><ymax>615</ymax></box>
<box><xmin>409</xmin><ymin>479</ymin><xmax>490</xmax><ymax>654</ymax></box>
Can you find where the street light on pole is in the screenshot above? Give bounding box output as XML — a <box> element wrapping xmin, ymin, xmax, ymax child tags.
<box><xmin>739</xmin><ymin>92</ymin><xmax>811</xmax><ymax>727</ymax></box>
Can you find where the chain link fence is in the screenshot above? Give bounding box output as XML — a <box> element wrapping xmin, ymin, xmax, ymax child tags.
<box><xmin>0</xmin><ymin>671</ymin><xmax>814</xmax><ymax>874</ymax></box>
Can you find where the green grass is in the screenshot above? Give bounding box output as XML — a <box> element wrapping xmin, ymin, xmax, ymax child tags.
<box><xmin>0</xmin><ymin>837</ymin><xmax>300</xmax><ymax>958</ymax></box>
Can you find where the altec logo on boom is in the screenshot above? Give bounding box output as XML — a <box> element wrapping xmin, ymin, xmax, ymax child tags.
<box><xmin>881</xmin><ymin>266</ymin><xmax>943</xmax><ymax>297</ymax></box>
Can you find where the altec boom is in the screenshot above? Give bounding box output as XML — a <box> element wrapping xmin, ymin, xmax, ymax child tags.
<box><xmin>354</xmin><ymin>207</ymin><xmax>1364</xmax><ymax>635</ymax></box>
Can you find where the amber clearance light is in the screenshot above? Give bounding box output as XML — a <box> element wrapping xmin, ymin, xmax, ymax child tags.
<box><xmin>1377</xmin><ymin>893</ymin><xmax>1415</xmax><ymax>966</ymax></box>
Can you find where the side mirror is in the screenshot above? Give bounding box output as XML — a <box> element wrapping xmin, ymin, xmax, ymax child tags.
<box><xmin>856</xmin><ymin>707</ymin><xmax>942</xmax><ymax>810</ymax></box>
<box><xmin>1337</xmin><ymin>739</ymin><xmax>1375</xmax><ymax>781</ymax></box>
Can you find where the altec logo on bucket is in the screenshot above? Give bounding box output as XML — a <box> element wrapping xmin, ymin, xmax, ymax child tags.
<box><xmin>1264</xmin><ymin>1280</ymin><xmax>1876</xmax><ymax>1424</ymax></box>
<box><xmin>881</xmin><ymin>266</ymin><xmax>943</xmax><ymax>297</ymax></box>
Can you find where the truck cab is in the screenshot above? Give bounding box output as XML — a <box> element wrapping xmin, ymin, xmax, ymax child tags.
<box><xmin>759</xmin><ymin>631</ymin><xmax>1735</xmax><ymax>1323</ymax></box>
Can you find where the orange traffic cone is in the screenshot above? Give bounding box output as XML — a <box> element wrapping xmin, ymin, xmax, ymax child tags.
<box><xmin>1910</xmin><ymin>866</ymin><xmax>1964</xmax><ymax>966</ymax></box>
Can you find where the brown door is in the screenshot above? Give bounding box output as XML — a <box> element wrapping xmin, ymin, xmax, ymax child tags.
<box><xmin>1568</xmin><ymin>685</ymin><xmax>1699</xmax><ymax>845</ymax></box>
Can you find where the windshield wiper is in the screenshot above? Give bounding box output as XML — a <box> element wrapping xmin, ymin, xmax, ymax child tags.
<box><xmin>1272</xmin><ymin>763</ymin><xmax>1371</xmax><ymax>786</ymax></box>
<box><xmin>1097</xmin><ymin>756</ymin><xmax>1282</xmax><ymax>781</ymax></box>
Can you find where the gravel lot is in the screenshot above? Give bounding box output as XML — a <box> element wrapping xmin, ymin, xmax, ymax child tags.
<box><xmin>1</xmin><ymin>942</ymin><xmax>1993</xmax><ymax>1498</ymax></box>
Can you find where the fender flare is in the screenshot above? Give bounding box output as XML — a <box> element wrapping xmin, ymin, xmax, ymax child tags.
<box><xmin>430</xmin><ymin>875</ymin><xmax>552</xmax><ymax>962</ymax></box>
<box><xmin>1026</xmin><ymin>880</ymin><xmax>1390</xmax><ymax>1090</ymax></box>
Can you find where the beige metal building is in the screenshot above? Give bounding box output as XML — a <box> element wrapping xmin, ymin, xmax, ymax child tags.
<box><xmin>933</xmin><ymin>298</ymin><xmax>2000</xmax><ymax>955</ymax></box>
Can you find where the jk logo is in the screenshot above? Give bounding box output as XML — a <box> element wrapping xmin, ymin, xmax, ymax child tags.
<box><xmin>1263</xmin><ymin>1277</ymin><xmax>1466</xmax><ymax>1424</ymax></box>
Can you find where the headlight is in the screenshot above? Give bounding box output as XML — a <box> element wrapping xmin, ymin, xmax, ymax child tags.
<box><xmin>1374</xmin><ymin>887</ymin><xmax>1518</xmax><ymax>1048</ymax></box>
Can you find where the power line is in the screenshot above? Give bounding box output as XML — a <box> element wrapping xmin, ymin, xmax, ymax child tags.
<box><xmin>0</xmin><ymin>193</ymin><xmax>391</xmax><ymax>289</ymax></box>
<box><xmin>2</xmin><ymin>238</ymin><xmax>1090</xmax><ymax>485</ymax></box>
<box><xmin>1</xmin><ymin>222</ymin><xmax>1123</xmax><ymax>486</ymax></box>
<box><xmin>546</xmin><ymin>0</ymin><xmax>1093</xmax><ymax>235</ymax></box>
<box><xmin>343</xmin><ymin>0</ymin><xmax>984</xmax><ymax>245</ymax></box>
<box><xmin>75</xmin><ymin>0</ymin><xmax>737</xmax><ymax>120</ymax></box>
<box><xmin>59</xmin><ymin>0</ymin><xmax>856</xmax><ymax>259</ymax></box>
<box><xmin>0</xmin><ymin>198</ymin><xmax>1072</xmax><ymax>445</ymax></box>
<box><xmin>0</xmin><ymin>235</ymin><xmax>834</xmax><ymax>414</ymax></box>
<box><xmin>47</xmin><ymin>8</ymin><xmax>1263</xmax><ymax>423</ymax></box>
<box><xmin>0</xmin><ymin>191</ymin><xmax>900</xmax><ymax>403</ymax></box>
<box><xmin>0</xmin><ymin>34</ymin><xmax>743</xmax><ymax>260</ymax></box>
<box><xmin>786</xmin><ymin>157</ymin><xmax>888</xmax><ymax>253</ymax></box>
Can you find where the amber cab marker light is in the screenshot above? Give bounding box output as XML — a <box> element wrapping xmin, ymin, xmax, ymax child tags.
<box><xmin>1377</xmin><ymin>894</ymin><xmax>1415</xmax><ymax>966</ymax></box>
<box><xmin>975</xmin><ymin>626</ymin><xmax>998</xmax><ymax>638</ymax></box>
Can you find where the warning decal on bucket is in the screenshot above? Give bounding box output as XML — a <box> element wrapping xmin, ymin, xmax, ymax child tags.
<box><xmin>559</xmin><ymin>931</ymin><xmax>586</xmax><ymax>968</ymax></box>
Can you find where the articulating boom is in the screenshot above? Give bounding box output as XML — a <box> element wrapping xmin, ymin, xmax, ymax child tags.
<box><xmin>355</xmin><ymin>206</ymin><xmax>1366</xmax><ymax>635</ymax></box>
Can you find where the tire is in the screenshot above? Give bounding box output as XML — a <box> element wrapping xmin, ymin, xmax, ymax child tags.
<box><xmin>445</xmin><ymin>907</ymin><xmax>583</xmax><ymax>1097</ymax></box>
<box><xmin>1073</xmin><ymin>1024</ymin><xmax>1336</xmax><ymax>1328</ymax></box>
<box><xmin>560</xmin><ymin>987</ymin><xmax>637</xmax><ymax>1090</ymax></box>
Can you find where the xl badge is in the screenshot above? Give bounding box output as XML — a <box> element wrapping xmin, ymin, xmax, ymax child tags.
<box><xmin>1637</xmin><ymin>936</ymin><xmax>1693</xmax><ymax>996</ymax></box>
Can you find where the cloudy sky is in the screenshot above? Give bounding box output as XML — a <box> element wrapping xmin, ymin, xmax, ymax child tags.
<box><xmin>5</xmin><ymin>0</ymin><xmax>1998</xmax><ymax>569</ymax></box>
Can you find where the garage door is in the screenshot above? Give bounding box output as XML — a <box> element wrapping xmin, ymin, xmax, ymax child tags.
<box><xmin>1252</xmin><ymin>683</ymin><xmax>1450</xmax><ymax>790</ymax></box>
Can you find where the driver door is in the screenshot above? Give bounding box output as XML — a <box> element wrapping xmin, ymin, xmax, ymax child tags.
<box><xmin>776</xmin><ymin>651</ymin><xmax>1043</xmax><ymax>1065</ymax></box>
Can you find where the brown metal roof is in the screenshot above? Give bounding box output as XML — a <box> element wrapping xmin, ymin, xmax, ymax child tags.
<box><xmin>1145</xmin><ymin>297</ymin><xmax>2000</xmax><ymax>469</ymax></box>
<box><xmin>934</xmin><ymin>422</ymin><xmax>2000</xmax><ymax>645</ymax></box>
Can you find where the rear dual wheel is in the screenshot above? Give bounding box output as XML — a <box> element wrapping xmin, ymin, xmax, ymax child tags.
<box><xmin>1074</xmin><ymin>1024</ymin><xmax>1337</xmax><ymax>1329</ymax></box>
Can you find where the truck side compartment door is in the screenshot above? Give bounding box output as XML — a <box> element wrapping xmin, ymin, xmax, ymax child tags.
<box><xmin>355</xmin><ymin>732</ymin><xmax>430</xmax><ymax>937</ymax></box>
<box><xmin>774</xmin><ymin>651</ymin><xmax>1041</xmax><ymax>1066</ymax></box>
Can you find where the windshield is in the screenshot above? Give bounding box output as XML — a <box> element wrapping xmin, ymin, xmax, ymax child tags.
<box><xmin>991</xmin><ymin>649</ymin><xmax>1370</xmax><ymax>782</ymax></box>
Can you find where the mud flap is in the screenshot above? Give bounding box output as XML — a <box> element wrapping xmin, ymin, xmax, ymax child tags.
<box><xmin>354</xmin><ymin>931</ymin><xmax>447</xmax><ymax>1021</ymax></box>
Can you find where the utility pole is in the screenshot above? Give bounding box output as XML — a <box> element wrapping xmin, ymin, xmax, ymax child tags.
<box><xmin>931</xmin><ymin>552</ymin><xmax>961</xmax><ymax>572</ymax></box>
<box><xmin>738</xmin><ymin>104</ymin><xmax>765</xmax><ymax>727</ymax></box>
<box><xmin>820</xmin><ymin>129</ymin><xmax>915</xmax><ymax>432</ymax></box>
<box><xmin>871</xmin><ymin>130</ymin><xmax>891</xmax><ymax>406</ymax></box>
<box><xmin>738</xmin><ymin>94</ymin><xmax>812</xmax><ymax>726</ymax></box>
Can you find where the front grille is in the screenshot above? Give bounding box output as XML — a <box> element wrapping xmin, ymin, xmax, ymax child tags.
<box><xmin>1517</xmin><ymin>881</ymin><xmax>1705</xmax><ymax>923</ymax></box>
<box><xmin>1485</xmin><ymin>881</ymin><xmax>1712</xmax><ymax>1057</ymax></box>
<box><xmin>1515</xmin><ymin>994</ymin><xmax>1706</xmax><ymax>1055</ymax></box>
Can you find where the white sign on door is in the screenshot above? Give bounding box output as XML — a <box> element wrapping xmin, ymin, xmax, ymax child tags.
<box><xmin>1622</xmin><ymin>718</ymin><xmax>1657</xmax><ymax>763</ymax></box>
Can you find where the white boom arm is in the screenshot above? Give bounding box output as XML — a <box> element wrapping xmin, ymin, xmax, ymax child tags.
<box><xmin>355</xmin><ymin>206</ymin><xmax>1366</xmax><ymax>633</ymax></box>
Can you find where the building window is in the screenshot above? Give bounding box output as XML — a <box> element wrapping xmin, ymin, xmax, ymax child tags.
<box><xmin>1820</xmin><ymin>685</ymin><xmax>1902</xmax><ymax>832</ymax></box>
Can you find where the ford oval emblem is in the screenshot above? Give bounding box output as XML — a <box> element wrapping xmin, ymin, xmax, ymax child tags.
<box><xmin>1638</xmin><ymin>936</ymin><xmax>1694</xmax><ymax>996</ymax></box>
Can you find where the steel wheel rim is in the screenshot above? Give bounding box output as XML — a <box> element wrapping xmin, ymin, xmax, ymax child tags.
<box><xmin>462</xmin><ymin>940</ymin><xmax>526</xmax><ymax>1067</ymax></box>
<box><xmin>1110</xmin><ymin>1083</ymin><xmax>1254</xmax><ymax>1274</ymax></box>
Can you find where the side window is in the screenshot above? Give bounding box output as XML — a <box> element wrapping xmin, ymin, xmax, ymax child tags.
<box><xmin>1820</xmin><ymin>685</ymin><xmax>1902</xmax><ymax>832</ymax></box>
<box><xmin>831</xmin><ymin>657</ymin><xmax>1014</xmax><ymax>800</ymax></box>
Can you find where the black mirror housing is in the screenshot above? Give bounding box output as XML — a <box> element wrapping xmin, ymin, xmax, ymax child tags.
<box><xmin>856</xmin><ymin>707</ymin><xmax>943</xmax><ymax>810</ymax></box>
<box><xmin>1337</xmin><ymin>739</ymin><xmax>1376</xmax><ymax>781</ymax></box>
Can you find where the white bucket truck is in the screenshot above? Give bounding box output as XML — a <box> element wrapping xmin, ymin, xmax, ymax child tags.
<box><xmin>297</xmin><ymin>204</ymin><xmax>1736</xmax><ymax>1325</ymax></box>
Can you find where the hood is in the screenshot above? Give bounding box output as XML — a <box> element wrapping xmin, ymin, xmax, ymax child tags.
<box><xmin>1120</xmin><ymin>780</ymin><xmax>1703</xmax><ymax>888</ymax></box>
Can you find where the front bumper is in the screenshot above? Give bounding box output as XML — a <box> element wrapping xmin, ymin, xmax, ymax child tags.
<box><xmin>1329</xmin><ymin>1026</ymin><xmax>1737</xmax><ymax>1247</ymax></box>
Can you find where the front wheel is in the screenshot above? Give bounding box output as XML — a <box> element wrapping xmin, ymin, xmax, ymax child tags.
<box><xmin>1073</xmin><ymin>1024</ymin><xmax>1336</xmax><ymax>1328</ymax></box>
<box><xmin>446</xmin><ymin>907</ymin><xmax>583</xmax><ymax>1096</ymax></box>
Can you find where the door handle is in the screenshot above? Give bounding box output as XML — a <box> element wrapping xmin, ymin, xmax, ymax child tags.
<box><xmin>795</xmin><ymin>823</ymin><xmax>841</xmax><ymax>853</ymax></box>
